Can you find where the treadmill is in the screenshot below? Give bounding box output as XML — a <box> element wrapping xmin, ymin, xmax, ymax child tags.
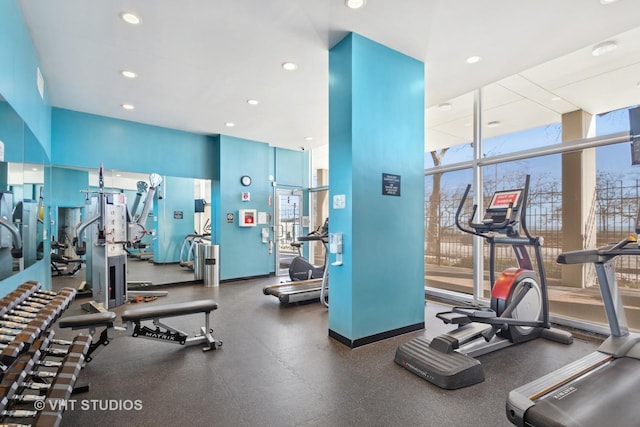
<box><xmin>506</xmin><ymin>210</ymin><xmax>640</xmax><ymax>426</ymax></box>
<box><xmin>263</xmin><ymin>233</ymin><xmax>328</xmax><ymax>304</ymax></box>
<box><xmin>263</xmin><ymin>277</ymin><xmax>324</xmax><ymax>304</ymax></box>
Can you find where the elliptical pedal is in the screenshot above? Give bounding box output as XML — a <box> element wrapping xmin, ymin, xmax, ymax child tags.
<box><xmin>436</xmin><ymin>311</ymin><xmax>471</xmax><ymax>325</ymax></box>
<box><xmin>394</xmin><ymin>336</ymin><xmax>485</xmax><ymax>390</ymax></box>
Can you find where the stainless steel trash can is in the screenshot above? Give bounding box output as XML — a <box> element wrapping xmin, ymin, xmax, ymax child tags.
<box><xmin>193</xmin><ymin>241</ymin><xmax>207</xmax><ymax>281</ymax></box>
<box><xmin>203</xmin><ymin>244</ymin><xmax>219</xmax><ymax>287</ymax></box>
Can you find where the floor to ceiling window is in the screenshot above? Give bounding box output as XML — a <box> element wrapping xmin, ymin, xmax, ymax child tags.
<box><xmin>424</xmin><ymin>24</ymin><xmax>640</xmax><ymax>333</ymax></box>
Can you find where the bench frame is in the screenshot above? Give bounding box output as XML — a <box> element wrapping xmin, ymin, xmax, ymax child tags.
<box><xmin>59</xmin><ymin>300</ymin><xmax>222</xmax><ymax>362</ymax></box>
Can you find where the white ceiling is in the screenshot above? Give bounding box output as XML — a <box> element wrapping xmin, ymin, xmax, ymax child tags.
<box><xmin>16</xmin><ymin>0</ymin><xmax>640</xmax><ymax>155</ymax></box>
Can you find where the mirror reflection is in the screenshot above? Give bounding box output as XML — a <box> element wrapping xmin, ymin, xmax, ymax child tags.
<box><xmin>50</xmin><ymin>166</ymin><xmax>211</xmax><ymax>288</ymax></box>
<box><xmin>0</xmin><ymin>97</ymin><xmax>47</xmax><ymax>280</ymax></box>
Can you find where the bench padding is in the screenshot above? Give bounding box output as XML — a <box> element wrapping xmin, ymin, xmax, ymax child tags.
<box><xmin>58</xmin><ymin>312</ymin><xmax>117</xmax><ymax>329</ymax></box>
<box><xmin>121</xmin><ymin>299</ymin><xmax>218</xmax><ymax>322</ymax></box>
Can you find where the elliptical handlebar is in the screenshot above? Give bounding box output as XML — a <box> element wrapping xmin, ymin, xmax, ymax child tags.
<box><xmin>454</xmin><ymin>174</ymin><xmax>537</xmax><ymax>242</ymax></box>
<box><xmin>455</xmin><ymin>184</ymin><xmax>482</xmax><ymax>237</ymax></box>
<box><xmin>455</xmin><ymin>184</ymin><xmax>516</xmax><ymax>238</ymax></box>
<box><xmin>518</xmin><ymin>175</ymin><xmax>536</xmax><ymax>242</ymax></box>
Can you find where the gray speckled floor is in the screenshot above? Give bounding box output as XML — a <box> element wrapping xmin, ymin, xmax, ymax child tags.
<box><xmin>49</xmin><ymin>273</ymin><xmax>600</xmax><ymax>427</ymax></box>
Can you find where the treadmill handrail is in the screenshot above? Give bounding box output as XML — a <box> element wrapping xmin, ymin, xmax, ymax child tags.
<box><xmin>297</xmin><ymin>234</ymin><xmax>328</xmax><ymax>243</ymax></box>
<box><xmin>557</xmin><ymin>237</ymin><xmax>639</xmax><ymax>265</ymax></box>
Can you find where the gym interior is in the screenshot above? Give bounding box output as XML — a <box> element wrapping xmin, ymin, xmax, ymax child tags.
<box><xmin>1</xmin><ymin>1</ymin><xmax>640</xmax><ymax>426</ymax></box>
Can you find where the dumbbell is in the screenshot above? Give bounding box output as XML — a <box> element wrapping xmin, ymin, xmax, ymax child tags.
<box><xmin>2</xmin><ymin>335</ymin><xmax>90</xmax><ymax>399</ymax></box>
<box><xmin>16</xmin><ymin>284</ymin><xmax>76</xmax><ymax>307</ymax></box>
<box><xmin>2</xmin><ymin>289</ymin><xmax>73</xmax><ymax>320</ymax></box>
<box><xmin>1</xmin><ymin>292</ymin><xmax>74</xmax><ymax>331</ymax></box>
<box><xmin>0</xmin><ymin>357</ymin><xmax>84</xmax><ymax>426</ymax></box>
<box><xmin>0</xmin><ymin>314</ymin><xmax>66</xmax><ymax>365</ymax></box>
<box><xmin>0</xmin><ymin>353</ymin><xmax>85</xmax><ymax>426</ymax></box>
<box><xmin>25</xmin><ymin>332</ymin><xmax>90</xmax><ymax>364</ymax></box>
<box><xmin>0</xmin><ymin>290</ymin><xmax>39</xmax><ymax>318</ymax></box>
<box><xmin>0</xmin><ymin>315</ymin><xmax>51</xmax><ymax>343</ymax></box>
<box><xmin>30</xmin><ymin>289</ymin><xmax>76</xmax><ymax>305</ymax></box>
<box><xmin>0</xmin><ymin>287</ymin><xmax>76</xmax><ymax>364</ymax></box>
<box><xmin>0</xmin><ymin>301</ymin><xmax>76</xmax><ymax>364</ymax></box>
<box><xmin>3</xmin><ymin>308</ymin><xmax>56</xmax><ymax>327</ymax></box>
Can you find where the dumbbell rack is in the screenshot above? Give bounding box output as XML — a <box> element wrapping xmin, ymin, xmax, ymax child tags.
<box><xmin>0</xmin><ymin>281</ymin><xmax>89</xmax><ymax>427</ymax></box>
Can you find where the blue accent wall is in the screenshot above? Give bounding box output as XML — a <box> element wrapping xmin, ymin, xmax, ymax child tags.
<box><xmin>51</xmin><ymin>108</ymin><xmax>215</xmax><ymax>180</ymax></box>
<box><xmin>153</xmin><ymin>176</ymin><xmax>195</xmax><ymax>263</ymax></box>
<box><xmin>49</xmin><ymin>112</ymin><xmax>308</xmax><ymax>281</ymax></box>
<box><xmin>274</xmin><ymin>148</ymin><xmax>309</xmax><ymax>187</ymax></box>
<box><xmin>0</xmin><ymin>1</ymin><xmax>51</xmax><ymax>156</ymax></box>
<box><xmin>49</xmin><ymin>167</ymin><xmax>89</xmax><ymax>252</ymax></box>
<box><xmin>50</xmin><ymin>167</ymin><xmax>88</xmax><ymax>208</ymax></box>
<box><xmin>215</xmin><ymin>135</ymin><xmax>273</xmax><ymax>280</ymax></box>
<box><xmin>0</xmin><ymin>1</ymin><xmax>52</xmax><ymax>291</ymax></box>
<box><xmin>328</xmin><ymin>33</ymin><xmax>425</xmax><ymax>343</ymax></box>
<box><xmin>0</xmin><ymin>102</ymin><xmax>26</xmax><ymax>162</ymax></box>
<box><xmin>1</xmin><ymin>2</ymin><xmax>312</xmax><ymax>290</ymax></box>
<box><xmin>0</xmin><ymin>258</ymin><xmax>49</xmax><ymax>297</ymax></box>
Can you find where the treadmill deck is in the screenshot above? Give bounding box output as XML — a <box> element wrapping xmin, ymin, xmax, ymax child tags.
<box><xmin>263</xmin><ymin>279</ymin><xmax>325</xmax><ymax>304</ymax></box>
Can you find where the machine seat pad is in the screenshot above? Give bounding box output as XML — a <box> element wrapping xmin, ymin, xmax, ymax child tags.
<box><xmin>58</xmin><ymin>312</ymin><xmax>117</xmax><ymax>329</ymax></box>
<box><xmin>121</xmin><ymin>299</ymin><xmax>218</xmax><ymax>322</ymax></box>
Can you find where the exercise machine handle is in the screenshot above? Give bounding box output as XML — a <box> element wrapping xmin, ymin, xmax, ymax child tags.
<box><xmin>455</xmin><ymin>184</ymin><xmax>480</xmax><ymax>237</ymax></box>
<box><xmin>518</xmin><ymin>175</ymin><xmax>536</xmax><ymax>241</ymax></box>
<box><xmin>455</xmin><ymin>184</ymin><xmax>515</xmax><ymax>237</ymax></box>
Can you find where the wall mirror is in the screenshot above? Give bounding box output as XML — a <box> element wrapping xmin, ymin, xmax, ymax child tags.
<box><xmin>0</xmin><ymin>98</ymin><xmax>47</xmax><ymax>280</ymax></box>
<box><xmin>50</xmin><ymin>165</ymin><xmax>212</xmax><ymax>287</ymax></box>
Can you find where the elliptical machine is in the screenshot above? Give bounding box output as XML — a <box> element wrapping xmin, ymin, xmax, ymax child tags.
<box><xmin>288</xmin><ymin>218</ymin><xmax>328</xmax><ymax>282</ymax></box>
<box><xmin>395</xmin><ymin>175</ymin><xmax>572</xmax><ymax>389</ymax></box>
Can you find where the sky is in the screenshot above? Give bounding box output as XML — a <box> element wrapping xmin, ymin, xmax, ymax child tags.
<box><xmin>425</xmin><ymin>107</ymin><xmax>637</xmax><ymax>193</ymax></box>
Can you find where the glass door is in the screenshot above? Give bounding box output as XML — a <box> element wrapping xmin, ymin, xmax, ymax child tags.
<box><xmin>274</xmin><ymin>188</ymin><xmax>303</xmax><ymax>277</ymax></box>
<box><xmin>309</xmin><ymin>188</ymin><xmax>329</xmax><ymax>267</ymax></box>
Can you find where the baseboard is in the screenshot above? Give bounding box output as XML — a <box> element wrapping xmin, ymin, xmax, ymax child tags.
<box><xmin>329</xmin><ymin>322</ymin><xmax>425</xmax><ymax>349</ymax></box>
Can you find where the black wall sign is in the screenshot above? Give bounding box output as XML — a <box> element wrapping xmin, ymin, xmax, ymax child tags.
<box><xmin>382</xmin><ymin>173</ymin><xmax>401</xmax><ymax>196</ymax></box>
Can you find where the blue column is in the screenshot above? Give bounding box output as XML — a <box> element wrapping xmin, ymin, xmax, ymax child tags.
<box><xmin>328</xmin><ymin>33</ymin><xmax>425</xmax><ymax>347</ymax></box>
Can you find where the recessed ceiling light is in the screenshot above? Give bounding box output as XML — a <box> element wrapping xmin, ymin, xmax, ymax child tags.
<box><xmin>466</xmin><ymin>55</ymin><xmax>481</xmax><ymax>64</ymax></box>
<box><xmin>120</xmin><ymin>12</ymin><xmax>141</xmax><ymax>25</ymax></box>
<box><xmin>592</xmin><ymin>40</ymin><xmax>617</xmax><ymax>57</ymax></box>
<box><xmin>282</xmin><ymin>62</ymin><xmax>298</xmax><ymax>71</ymax></box>
<box><xmin>225</xmin><ymin>122</ymin><xmax>235</xmax><ymax>127</ymax></box>
<box><xmin>487</xmin><ymin>121</ymin><xmax>500</xmax><ymax>128</ymax></box>
<box><xmin>600</xmin><ymin>0</ymin><xmax>618</xmax><ymax>4</ymax></box>
<box><xmin>121</xmin><ymin>103</ymin><xmax>135</xmax><ymax>110</ymax></box>
<box><xmin>121</xmin><ymin>70</ymin><xmax>137</xmax><ymax>79</ymax></box>
<box><xmin>437</xmin><ymin>102</ymin><xmax>452</xmax><ymax>111</ymax></box>
<box><xmin>246</xmin><ymin>99</ymin><xmax>259</xmax><ymax>105</ymax></box>
<box><xmin>304</xmin><ymin>136</ymin><xmax>313</xmax><ymax>141</ymax></box>
<box><xmin>31</xmin><ymin>168</ymin><xmax>38</xmax><ymax>171</ymax></box>
<box><xmin>345</xmin><ymin>0</ymin><xmax>366</xmax><ymax>9</ymax></box>
<box><xmin>551</xmin><ymin>96</ymin><xmax>561</xmax><ymax>101</ymax></box>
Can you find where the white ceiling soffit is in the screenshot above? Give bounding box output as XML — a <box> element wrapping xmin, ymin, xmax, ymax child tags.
<box><xmin>15</xmin><ymin>0</ymin><xmax>640</xmax><ymax>152</ymax></box>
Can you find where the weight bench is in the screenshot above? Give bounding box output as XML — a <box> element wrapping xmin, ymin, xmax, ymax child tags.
<box><xmin>50</xmin><ymin>254</ymin><xmax>83</xmax><ymax>276</ymax></box>
<box><xmin>58</xmin><ymin>299</ymin><xmax>222</xmax><ymax>362</ymax></box>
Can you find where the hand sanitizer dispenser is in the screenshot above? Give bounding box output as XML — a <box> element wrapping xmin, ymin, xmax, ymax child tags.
<box><xmin>329</xmin><ymin>232</ymin><xmax>343</xmax><ymax>266</ymax></box>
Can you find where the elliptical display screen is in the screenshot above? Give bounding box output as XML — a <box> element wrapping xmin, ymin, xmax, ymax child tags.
<box><xmin>488</xmin><ymin>190</ymin><xmax>522</xmax><ymax>212</ymax></box>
